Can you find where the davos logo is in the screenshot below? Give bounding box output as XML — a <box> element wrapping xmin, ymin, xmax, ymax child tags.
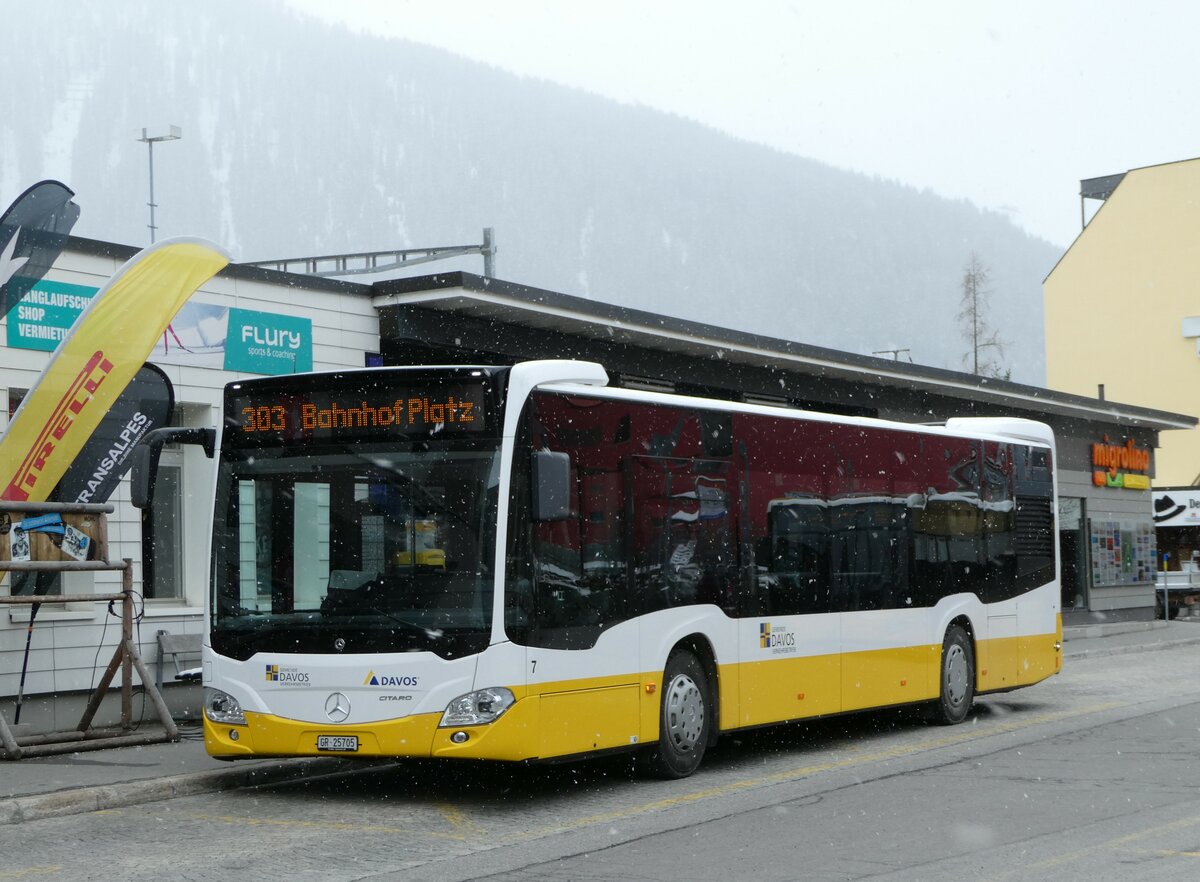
<box><xmin>364</xmin><ymin>670</ymin><xmax>420</xmax><ymax>688</ymax></box>
<box><xmin>759</xmin><ymin>622</ymin><xmax>798</xmax><ymax>655</ymax></box>
<box><xmin>265</xmin><ymin>663</ymin><xmax>311</xmax><ymax>685</ymax></box>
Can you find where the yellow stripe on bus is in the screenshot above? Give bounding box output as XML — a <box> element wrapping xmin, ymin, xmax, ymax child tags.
<box><xmin>208</xmin><ymin>632</ymin><xmax>1061</xmax><ymax>763</ymax></box>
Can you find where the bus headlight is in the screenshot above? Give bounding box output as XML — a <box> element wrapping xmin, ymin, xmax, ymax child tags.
<box><xmin>439</xmin><ymin>687</ymin><xmax>515</xmax><ymax>727</ymax></box>
<box><xmin>204</xmin><ymin>687</ymin><xmax>247</xmax><ymax>726</ymax></box>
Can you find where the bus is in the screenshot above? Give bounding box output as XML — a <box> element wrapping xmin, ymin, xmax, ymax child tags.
<box><xmin>151</xmin><ymin>359</ymin><xmax>1061</xmax><ymax>778</ymax></box>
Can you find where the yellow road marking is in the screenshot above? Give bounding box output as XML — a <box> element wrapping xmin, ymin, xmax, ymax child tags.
<box><xmin>435</xmin><ymin>803</ymin><xmax>486</xmax><ymax>837</ymax></box>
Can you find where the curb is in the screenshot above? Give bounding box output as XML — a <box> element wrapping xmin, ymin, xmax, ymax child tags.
<box><xmin>1061</xmin><ymin>621</ymin><xmax>1169</xmax><ymax>641</ymax></box>
<box><xmin>1064</xmin><ymin>635</ymin><xmax>1200</xmax><ymax>661</ymax></box>
<box><xmin>0</xmin><ymin>755</ymin><xmax>384</xmax><ymax>826</ymax></box>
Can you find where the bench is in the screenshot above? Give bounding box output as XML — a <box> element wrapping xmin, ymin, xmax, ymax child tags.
<box><xmin>155</xmin><ymin>630</ymin><xmax>203</xmax><ymax>691</ymax></box>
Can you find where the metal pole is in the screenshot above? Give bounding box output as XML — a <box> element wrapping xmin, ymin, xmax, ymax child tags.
<box><xmin>137</xmin><ymin>126</ymin><xmax>179</xmax><ymax>243</ymax></box>
<box><xmin>12</xmin><ymin>604</ymin><xmax>37</xmax><ymax>725</ymax></box>
<box><xmin>482</xmin><ymin>227</ymin><xmax>495</xmax><ymax>277</ymax></box>
<box><xmin>147</xmin><ymin>139</ymin><xmax>157</xmax><ymax>244</ymax></box>
<box><xmin>121</xmin><ymin>561</ymin><xmax>133</xmax><ymax>729</ymax></box>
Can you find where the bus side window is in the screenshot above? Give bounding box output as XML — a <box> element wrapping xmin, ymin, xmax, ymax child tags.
<box><xmin>630</xmin><ymin>454</ymin><xmax>735</xmax><ymax>615</ymax></box>
<box><xmin>762</xmin><ymin>500</ymin><xmax>829</xmax><ymax>614</ymax></box>
<box><xmin>738</xmin><ymin>412</ymin><xmax>834</xmax><ymax>616</ymax></box>
<box><xmin>515</xmin><ymin>392</ymin><xmax>635</xmax><ymax>650</ymax></box>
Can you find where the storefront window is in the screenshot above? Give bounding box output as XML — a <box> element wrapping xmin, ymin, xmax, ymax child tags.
<box><xmin>1088</xmin><ymin>518</ymin><xmax>1156</xmax><ymax>588</ymax></box>
<box><xmin>1058</xmin><ymin>496</ymin><xmax>1085</xmax><ymax>610</ymax></box>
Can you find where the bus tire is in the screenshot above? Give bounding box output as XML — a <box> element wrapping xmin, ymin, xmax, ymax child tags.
<box><xmin>642</xmin><ymin>650</ymin><xmax>710</xmax><ymax>778</ymax></box>
<box><xmin>934</xmin><ymin>624</ymin><xmax>974</xmax><ymax>725</ymax></box>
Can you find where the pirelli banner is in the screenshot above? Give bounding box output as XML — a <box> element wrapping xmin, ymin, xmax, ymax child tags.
<box><xmin>0</xmin><ymin>238</ymin><xmax>228</xmax><ymax>503</ymax></box>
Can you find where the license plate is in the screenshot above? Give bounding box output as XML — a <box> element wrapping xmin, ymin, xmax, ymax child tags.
<box><xmin>317</xmin><ymin>735</ymin><xmax>359</xmax><ymax>752</ymax></box>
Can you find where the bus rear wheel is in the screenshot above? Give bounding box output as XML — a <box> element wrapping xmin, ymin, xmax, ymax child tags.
<box><xmin>641</xmin><ymin>650</ymin><xmax>710</xmax><ymax>778</ymax></box>
<box><xmin>934</xmin><ymin>625</ymin><xmax>974</xmax><ymax>725</ymax></box>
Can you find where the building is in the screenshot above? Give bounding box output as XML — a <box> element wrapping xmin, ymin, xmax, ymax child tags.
<box><xmin>1046</xmin><ymin>156</ymin><xmax>1200</xmax><ymax>583</ymax></box>
<box><xmin>2</xmin><ymin>234</ymin><xmax>1193</xmax><ymax>728</ymax></box>
<box><xmin>1046</xmin><ymin>156</ymin><xmax>1200</xmax><ymax>488</ymax></box>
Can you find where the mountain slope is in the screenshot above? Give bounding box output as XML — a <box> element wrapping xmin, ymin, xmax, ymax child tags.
<box><xmin>0</xmin><ymin>0</ymin><xmax>1060</xmax><ymax>382</ymax></box>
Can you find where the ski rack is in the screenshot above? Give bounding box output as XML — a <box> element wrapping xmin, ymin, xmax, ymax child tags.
<box><xmin>0</xmin><ymin>501</ymin><xmax>179</xmax><ymax>760</ymax></box>
<box><xmin>241</xmin><ymin>227</ymin><xmax>496</xmax><ymax>278</ymax></box>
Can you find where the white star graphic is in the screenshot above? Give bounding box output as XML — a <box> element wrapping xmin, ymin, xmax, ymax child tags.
<box><xmin>0</xmin><ymin>229</ymin><xmax>30</xmax><ymax>290</ymax></box>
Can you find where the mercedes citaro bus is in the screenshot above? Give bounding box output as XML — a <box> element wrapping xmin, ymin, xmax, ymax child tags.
<box><xmin>135</xmin><ymin>360</ymin><xmax>1061</xmax><ymax>778</ymax></box>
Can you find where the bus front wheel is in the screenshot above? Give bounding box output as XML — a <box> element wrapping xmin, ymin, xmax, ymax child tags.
<box><xmin>642</xmin><ymin>651</ymin><xmax>710</xmax><ymax>778</ymax></box>
<box><xmin>934</xmin><ymin>625</ymin><xmax>974</xmax><ymax>725</ymax></box>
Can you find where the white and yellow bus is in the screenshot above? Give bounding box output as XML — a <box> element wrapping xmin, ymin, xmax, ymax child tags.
<box><xmin>172</xmin><ymin>360</ymin><xmax>1060</xmax><ymax>778</ymax></box>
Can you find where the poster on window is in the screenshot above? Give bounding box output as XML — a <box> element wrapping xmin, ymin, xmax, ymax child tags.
<box><xmin>151</xmin><ymin>301</ymin><xmax>313</xmax><ymax>375</ymax></box>
<box><xmin>150</xmin><ymin>301</ymin><xmax>229</xmax><ymax>367</ymax></box>
<box><xmin>1089</xmin><ymin>520</ymin><xmax>1156</xmax><ymax>586</ymax></box>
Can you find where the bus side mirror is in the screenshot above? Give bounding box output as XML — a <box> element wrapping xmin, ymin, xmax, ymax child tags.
<box><xmin>531</xmin><ymin>450</ymin><xmax>571</xmax><ymax>522</ymax></box>
<box><xmin>132</xmin><ymin>427</ymin><xmax>216</xmax><ymax>509</ymax></box>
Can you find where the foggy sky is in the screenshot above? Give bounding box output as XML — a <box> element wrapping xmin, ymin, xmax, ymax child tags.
<box><xmin>284</xmin><ymin>0</ymin><xmax>1200</xmax><ymax>249</ymax></box>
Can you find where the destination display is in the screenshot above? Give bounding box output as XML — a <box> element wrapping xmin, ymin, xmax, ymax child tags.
<box><xmin>225</xmin><ymin>378</ymin><xmax>492</xmax><ymax>445</ymax></box>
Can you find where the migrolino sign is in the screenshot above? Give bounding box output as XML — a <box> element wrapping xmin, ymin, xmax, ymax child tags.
<box><xmin>1092</xmin><ymin>436</ymin><xmax>1151</xmax><ymax>490</ymax></box>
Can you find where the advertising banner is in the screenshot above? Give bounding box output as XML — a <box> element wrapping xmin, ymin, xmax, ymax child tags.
<box><xmin>50</xmin><ymin>362</ymin><xmax>175</xmax><ymax>504</ymax></box>
<box><xmin>1152</xmin><ymin>489</ymin><xmax>1200</xmax><ymax>527</ymax></box>
<box><xmin>0</xmin><ymin>180</ymin><xmax>80</xmax><ymax>319</ymax></box>
<box><xmin>224</xmin><ymin>307</ymin><xmax>313</xmax><ymax>374</ymax></box>
<box><xmin>5</xmin><ymin>279</ymin><xmax>99</xmax><ymax>351</ymax></box>
<box><xmin>0</xmin><ymin>237</ymin><xmax>229</xmax><ymax>502</ymax></box>
<box><xmin>150</xmin><ymin>302</ymin><xmax>313</xmax><ymax>375</ymax></box>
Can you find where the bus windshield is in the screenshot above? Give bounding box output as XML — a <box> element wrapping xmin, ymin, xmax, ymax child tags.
<box><xmin>210</xmin><ymin>440</ymin><xmax>500</xmax><ymax>661</ymax></box>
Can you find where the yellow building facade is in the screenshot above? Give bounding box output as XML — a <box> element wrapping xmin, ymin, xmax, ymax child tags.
<box><xmin>1046</xmin><ymin>157</ymin><xmax>1200</xmax><ymax>487</ymax></box>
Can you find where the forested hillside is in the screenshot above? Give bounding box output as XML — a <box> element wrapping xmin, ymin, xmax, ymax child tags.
<box><xmin>0</xmin><ymin>0</ymin><xmax>1061</xmax><ymax>381</ymax></box>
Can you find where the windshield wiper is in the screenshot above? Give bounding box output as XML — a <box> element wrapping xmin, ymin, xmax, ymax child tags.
<box><xmin>360</xmin><ymin>604</ymin><xmax>445</xmax><ymax>640</ymax></box>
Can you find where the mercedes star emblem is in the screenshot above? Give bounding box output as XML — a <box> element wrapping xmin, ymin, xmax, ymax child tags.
<box><xmin>333</xmin><ymin>637</ymin><xmax>346</xmax><ymax>652</ymax></box>
<box><xmin>325</xmin><ymin>692</ymin><xmax>351</xmax><ymax>723</ymax></box>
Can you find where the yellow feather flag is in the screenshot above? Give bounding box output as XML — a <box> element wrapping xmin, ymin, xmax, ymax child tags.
<box><xmin>1</xmin><ymin>237</ymin><xmax>229</xmax><ymax>502</ymax></box>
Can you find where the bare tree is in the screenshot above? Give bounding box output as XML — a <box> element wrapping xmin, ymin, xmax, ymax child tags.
<box><xmin>958</xmin><ymin>252</ymin><xmax>1008</xmax><ymax>378</ymax></box>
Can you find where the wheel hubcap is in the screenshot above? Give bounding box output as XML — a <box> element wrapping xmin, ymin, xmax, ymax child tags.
<box><xmin>944</xmin><ymin>643</ymin><xmax>968</xmax><ymax>706</ymax></box>
<box><xmin>664</xmin><ymin>672</ymin><xmax>704</xmax><ymax>752</ymax></box>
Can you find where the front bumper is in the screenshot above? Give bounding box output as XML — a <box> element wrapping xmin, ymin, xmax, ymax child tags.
<box><xmin>204</xmin><ymin>695</ymin><xmax>541</xmax><ymax>762</ymax></box>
